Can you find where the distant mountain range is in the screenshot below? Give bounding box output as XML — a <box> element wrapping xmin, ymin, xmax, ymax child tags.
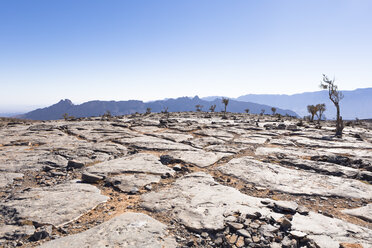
<box><xmin>15</xmin><ymin>87</ymin><xmax>372</xmax><ymax>120</ymax></box>
<box><xmin>18</xmin><ymin>96</ymin><xmax>298</xmax><ymax>120</ymax></box>
<box><xmin>204</xmin><ymin>88</ymin><xmax>372</xmax><ymax>120</ymax></box>
<box><xmin>0</xmin><ymin>112</ymin><xmax>24</xmax><ymax>117</ymax></box>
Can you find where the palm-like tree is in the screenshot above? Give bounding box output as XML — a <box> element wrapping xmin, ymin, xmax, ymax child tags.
<box><xmin>146</xmin><ymin>108</ymin><xmax>151</xmax><ymax>115</ymax></box>
<box><xmin>195</xmin><ymin>104</ymin><xmax>203</xmax><ymax>112</ymax></box>
<box><xmin>307</xmin><ymin>105</ymin><xmax>317</xmax><ymax>122</ymax></box>
<box><xmin>222</xmin><ymin>98</ymin><xmax>229</xmax><ymax>117</ymax></box>
<box><xmin>209</xmin><ymin>104</ymin><xmax>216</xmax><ymax>112</ymax></box>
<box><xmin>271</xmin><ymin>107</ymin><xmax>276</xmax><ymax>115</ymax></box>
<box><xmin>315</xmin><ymin>103</ymin><xmax>326</xmax><ymax>123</ymax></box>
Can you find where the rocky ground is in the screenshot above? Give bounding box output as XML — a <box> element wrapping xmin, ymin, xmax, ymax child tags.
<box><xmin>0</xmin><ymin>112</ymin><xmax>371</xmax><ymax>248</ymax></box>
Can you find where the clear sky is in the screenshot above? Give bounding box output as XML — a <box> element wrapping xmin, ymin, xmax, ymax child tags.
<box><xmin>0</xmin><ymin>0</ymin><xmax>371</xmax><ymax>112</ymax></box>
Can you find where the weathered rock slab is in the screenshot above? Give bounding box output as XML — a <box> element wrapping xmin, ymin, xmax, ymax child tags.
<box><xmin>0</xmin><ymin>224</ymin><xmax>35</xmax><ymax>240</ymax></box>
<box><xmin>280</xmin><ymin>158</ymin><xmax>363</xmax><ymax>180</ymax></box>
<box><xmin>1</xmin><ymin>181</ymin><xmax>108</xmax><ymax>227</ymax></box>
<box><xmin>118</xmin><ymin>135</ymin><xmax>196</xmax><ymax>151</ymax></box>
<box><xmin>167</xmin><ymin>150</ymin><xmax>233</xmax><ymax>167</ymax></box>
<box><xmin>291</xmin><ymin>212</ymin><xmax>372</xmax><ymax>248</ymax></box>
<box><xmin>38</xmin><ymin>212</ymin><xmax>177</xmax><ymax>248</ymax></box>
<box><xmin>0</xmin><ymin>172</ymin><xmax>23</xmax><ymax>188</ymax></box>
<box><xmin>86</xmin><ymin>153</ymin><xmax>174</xmax><ymax>176</ymax></box>
<box><xmin>149</xmin><ymin>132</ymin><xmax>194</xmax><ymax>143</ymax></box>
<box><xmin>194</xmin><ymin>129</ymin><xmax>234</xmax><ymax>141</ymax></box>
<box><xmin>218</xmin><ymin>157</ymin><xmax>372</xmax><ymax>199</ymax></box>
<box><xmin>141</xmin><ymin>172</ymin><xmax>282</xmax><ymax>231</ymax></box>
<box><xmin>342</xmin><ymin>204</ymin><xmax>372</xmax><ymax>223</ymax></box>
<box><xmin>108</xmin><ymin>174</ymin><xmax>161</xmax><ymax>193</ymax></box>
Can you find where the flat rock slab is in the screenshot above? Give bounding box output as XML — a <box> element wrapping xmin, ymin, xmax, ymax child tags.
<box><xmin>205</xmin><ymin>144</ymin><xmax>252</xmax><ymax>154</ymax></box>
<box><xmin>234</xmin><ymin>135</ymin><xmax>268</xmax><ymax>144</ymax></box>
<box><xmin>148</xmin><ymin>132</ymin><xmax>194</xmax><ymax>143</ymax></box>
<box><xmin>66</xmin><ymin>122</ymin><xmax>140</xmax><ymax>141</ymax></box>
<box><xmin>193</xmin><ymin>129</ymin><xmax>234</xmax><ymax>141</ymax></box>
<box><xmin>108</xmin><ymin>174</ymin><xmax>161</xmax><ymax>193</ymax></box>
<box><xmin>280</xmin><ymin>158</ymin><xmax>362</xmax><ymax>179</ymax></box>
<box><xmin>291</xmin><ymin>212</ymin><xmax>372</xmax><ymax>248</ymax></box>
<box><xmin>0</xmin><ymin>172</ymin><xmax>23</xmax><ymax>188</ymax></box>
<box><xmin>187</xmin><ymin>137</ymin><xmax>225</xmax><ymax>149</ymax></box>
<box><xmin>167</xmin><ymin>150</ymin><xmax>233</xmax><ymax>167</ymax></box>
<box><xmin>218</xmin><ymin>157</ymin><xmax>372</xmax><ymax>199</ymax></box>
<box><xmin>141</xmin><ymin>172</ymin><xmax>282</xmax><ymax>231</ymax></box>
<box><xmin>255</xmin><ymin>146</ymin><xmax>323</xmax><ymax>158</ymax></box>
<box><xmin>38</xmin><ymin>212</ymin><xmax>177</xmax><ymax>248</ymax></box>
<box><xmin>289</xmin><ymin>136</ymin><xmax>372</xmax><ymax>149</ymax></box>
<box><xmin>86</xmin><ymin>153</ymin><xmax>174</xmax><ymax>176</ymax></box>
<box><xmin>1</xmin><ymin>181</ymin><xmax>108</xmax><ymax>227</ymax></box>
<box><xmin>0</xmin><ymin>225</ymin><xmax>35</xmax><ymax>240</ymax></box>
<box><xmin>118</xmin><ymin>135</ymin><xmax>196</xmax><ymax>151</ymax></box>
<box><xmin>342</xmin><ymin>204</ymin><xmax>372</xmax><ymax>222</ymax></box>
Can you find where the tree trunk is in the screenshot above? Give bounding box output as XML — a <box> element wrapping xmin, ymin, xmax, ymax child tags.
<box><xmin>335</xmin><ymin>104</ymin><xmax>343</xmax><ymax>137</ymax></box>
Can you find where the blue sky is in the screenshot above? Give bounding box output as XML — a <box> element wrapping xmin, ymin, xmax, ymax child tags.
<box><xmin>0</xmin><ymin>0</ymin><xmax>371</xmax><ymax>112</ymax></box>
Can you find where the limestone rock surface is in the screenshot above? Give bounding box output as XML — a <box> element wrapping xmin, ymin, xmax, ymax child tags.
<box><xmin>218</xmin><ymin>157</ymin><xmax>372</xmax><ymax>199</ymax></box>
<box><xmin>38</xmin><ymin>212</ymin><xmax>177</xmax><ymax>248</ymax></box>
<box><xmin>342</xmin><ymin>204</ymin><xmax>372</xmax><ymax>222</ymax></box>
<box><xmin>141</xmin><ymin>172</ymin><xmax>282</xmax><ymax>231</ymax></box>
<box><xmin>1</xmin><ymin>181</ymin><xmax>108</xmax><ymax>227</ymax></box>
<box><xmin>291</xmin><ymin>212</ymin><xmax>372</xmax><ymax>248</ymax></box>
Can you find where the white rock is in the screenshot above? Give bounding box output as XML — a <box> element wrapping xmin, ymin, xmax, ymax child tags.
<box><xmin>0</xmin><ymin>172</ymin><xmax>23</xmax><ymax>188</ymax></box>
<box><xmin>86</xmin><ymin>153</ymin><xmax>174</xmax><ymax>176</ymax></box>
<box><xmin>218</xmin><ymin>157</ymin><xmax>372</xmax><ymax>199</ymax></box>
<box><xmin>38</xmin><ymin>212</ymin><xmax>177</xmax><ymax>248</ymax></box>
<box><xmin>1</xmin><ymin>181</ymin><xmax>108</xmax><ymax>227</ymax></box>
<box><xmin>167</xmin><ymin>150</ymin><xmax>233</xmax><ymax>167</ymax></box>
<box><xmin>141</xmin><ymin>172</ymin><xmax>282</xmax><ymax>231</ymax></box>
<box><xmin>342</xmin><ymin>204</ymin><xmax>372</xmax><ymax>222</ymax></box>
<box><xmin>291</xmin><ymin>212</ymin><xmax>372</xmax><ymax>248</ymax></box>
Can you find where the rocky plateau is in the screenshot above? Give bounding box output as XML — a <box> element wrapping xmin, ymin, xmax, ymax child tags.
<box><xmin>0</xmin><ymin>112</ymin><xmax>371</xmax><ymax>248</ymax></box>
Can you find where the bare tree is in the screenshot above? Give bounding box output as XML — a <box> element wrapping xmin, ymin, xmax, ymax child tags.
<box><xmin>162</xmin><ymin>107</ymin><xmax>169</xmax><ymax>120</ymax></box>
<box><xmin>145</xmin><ymin>108</ymin><xmax>151</xmax><ymax>115</ymax></box>
<box><xmin>104</xmin><ymin>110</ymin><xmax>111</xmax><ymax>118</ymax></box>
<box><xmin>315</xmin><ymin>103</ymin><xmax>326</xmax><ymax>123</ymax></box>
<box><xmin>271</xmin><ymin>107</ymin><xmax>277</xmax><ymax>115</ymax></box>
<box><xmin>222</xmin><ymin>98</ymin><xmax>229</xmax><ymax>117</ymax></box>
<box><xmin>307</xmin><ymin>105</ymin><xmax>317</xmax><ymax>122</ymax></box>
<box><xmin>260</xmin><ymin>109</ymin><xmax>265</xmax><ymax>116</ymax></box>
<box><xmin>209</xmin><ymin>104</ymin><xmax>216</xmax><ymax>112</ymax></box>
<box><xmin>195</xmin><ymin>104</ymin><xmax>203</xmax><ymax>112</ymax></box>
<box><xmin>320</xmin><ymin>74</ymin><xmax>344</xmax><ymax>137</ymax></box>
<box><xmin>62</xmin><ymin>113</ymin><xmax>69</xmax><ymax>121</ymax></box>
<box><xmin>244</xmin><ymin>108</ymin><xmax>250</xmax><ymax>114</ymax></box>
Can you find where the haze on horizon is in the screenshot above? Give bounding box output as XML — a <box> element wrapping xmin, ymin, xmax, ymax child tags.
<box><xmin>1</xmin><ymin>0</ymin><xmax>371</xmax><ymax>112</ymax></box>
